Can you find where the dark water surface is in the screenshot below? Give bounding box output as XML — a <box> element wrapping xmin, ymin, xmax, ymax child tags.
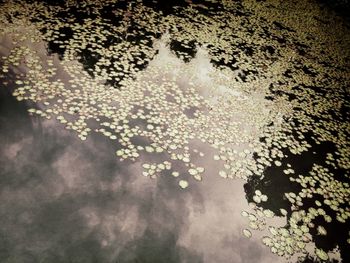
<box><xmin>0</xmin><ymin>0</ymin><xmax>349</xmax><ymax>262</ymax></box>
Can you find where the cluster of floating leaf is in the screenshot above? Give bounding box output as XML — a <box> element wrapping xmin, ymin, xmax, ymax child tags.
<box><xmin>242</xmin><ymin>205</ymin><xmax>275</xmax><ymax>233</ymax></box>
<box><xmin>290</xmin><ymin>164</ymin><xmax>350</xmax><ymax>224</ymax></box>
<box><xmin>240</xmin><ymin>201</ymin><xmax>344</xmax><ymax>261</ymax></box>
<box><xmin>0</xmin><ymin>0</ymin><xmax>349</xmax><ymax>262</ymax></box>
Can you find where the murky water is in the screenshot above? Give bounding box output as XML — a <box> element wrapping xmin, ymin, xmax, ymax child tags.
<box><xmin>0</xmin><ymin>1</ymin><xmax>349</xmax><ymax>262</ymax></box>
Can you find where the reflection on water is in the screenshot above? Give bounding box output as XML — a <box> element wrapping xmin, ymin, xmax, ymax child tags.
<box><xmin>0</xmin><ymin>0</ymin><xmax>349</xmax><ymax>262</ymax></box>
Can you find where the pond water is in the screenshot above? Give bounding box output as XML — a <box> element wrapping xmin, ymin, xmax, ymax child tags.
<box><xmin>0</xmin><ymin>1</ymin><xmax>349</xmax><ymax>262</ymax></box>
